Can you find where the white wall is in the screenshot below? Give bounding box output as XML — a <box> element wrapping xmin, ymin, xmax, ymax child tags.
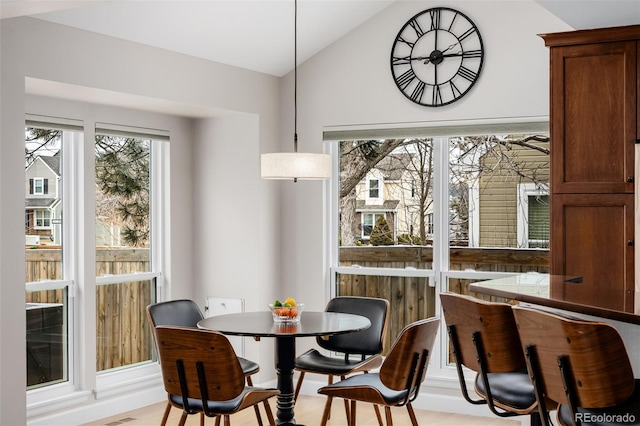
<box><xmin>0</xmin><ymin>16</ymin><xmax>281</xmax><ymax>425</ymax></box>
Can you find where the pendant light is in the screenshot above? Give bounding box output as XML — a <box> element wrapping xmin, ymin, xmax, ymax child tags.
<box><xmin>260</xmin><ymin>0</ymin><xmax>331</xmax><ymax>181</ymax></box>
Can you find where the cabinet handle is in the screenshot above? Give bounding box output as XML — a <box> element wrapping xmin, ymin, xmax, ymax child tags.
<box><xmin>627</xmin><ymin>177</ymin><xmax>634</xmax><ymax>183</ymax></box>
<box><xmin>628</xmin><ymin>240</ymin><xmax>634</xmax><ymax>246</ymax></box>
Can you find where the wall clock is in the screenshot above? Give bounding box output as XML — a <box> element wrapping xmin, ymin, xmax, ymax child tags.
<box><xmin>390</xmin><ymin>7</ymin><xmax>484</xmax><ymax>107</ymax></box>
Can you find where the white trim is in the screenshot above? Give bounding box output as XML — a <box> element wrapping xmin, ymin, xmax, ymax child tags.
<box><xmin>468</xmin><ymin>180</ymin><xmax>480</xmax><ymax>247</ymax></box>
<box><xmin>332</xmin><ymin>265</ymin><xmax>435</xmax><ymax>278</ymax></box>
<box><xmin>323</xmin><ymin>115</ymin><xmax>549</xmax><ymax>140</ymax></box>
<box><xmin>516</xmin><ymin>182</ymin><xmax>550</xmax><ymax>248</ymax></box>
<box><xmin>95</xmin><ymin>271</ymin><xmax>161</xmax><ymax>285</ymax></box>
<box><xmin>95</xmin><ymin>363</ymin><xmax>162</xmax><ymax>400</ymax></box>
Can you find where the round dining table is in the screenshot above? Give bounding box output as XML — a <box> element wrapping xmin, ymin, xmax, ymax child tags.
<box><xmin>197</xmin><ymin>310</ymin><xmax>371</xmax><ymax>426</ymax></box>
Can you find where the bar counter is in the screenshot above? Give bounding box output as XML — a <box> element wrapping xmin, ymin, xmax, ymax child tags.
<box><xmin>469</xmin><ymin>273</ymin><xmax>640</xmax><ymax>325</ymax></box>
<box><xmin>470</xmin><ymin>272</ymin><xmax>640</xmax><ymax>377</ymax></box>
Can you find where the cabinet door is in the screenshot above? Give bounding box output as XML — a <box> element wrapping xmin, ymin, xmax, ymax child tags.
<box><xmin>551</xmin><ymin>194</ymin><xmax>634</xmax><ymax>312</ymax></box>
<box><xmin>550</xmin><ymin>41</ymin><xmax>636</xmax><ymax>193</ymax></box>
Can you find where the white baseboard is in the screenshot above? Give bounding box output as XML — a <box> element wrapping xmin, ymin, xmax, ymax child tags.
<box><xmin>27</xmin><ymin>385</ymin><xmax>166</xmax><ymax>426</ymax></box>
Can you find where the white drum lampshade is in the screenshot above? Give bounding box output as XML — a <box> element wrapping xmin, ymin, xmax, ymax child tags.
<box><xmin>261</xmin><ymin>152</ymin><xmax>331</xmax><ymax>180</ymax></box>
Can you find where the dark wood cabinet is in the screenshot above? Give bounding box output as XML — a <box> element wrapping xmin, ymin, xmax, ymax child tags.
<box><xmin>551</xmin><ymin>194</ymin><xmax>634</xmax><ymax>312</ymax></box>
<box><xmin>542</xmin><ymin>25</ymin><xmax>640</xmax><ymax>313</ymax></box>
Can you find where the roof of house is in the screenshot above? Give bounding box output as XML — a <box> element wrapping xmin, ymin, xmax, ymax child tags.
<box><xmin>26</xmin><ymin>198</ymin><xmax>57</xmax><ymax>208</ymax></box>
<box><xmin>356</xmin><ymin>200</ymin><xmax>399</xmax><ymax>212</ymax></box>
<box><xmin>40</xmin><ymin>151</ymin><xmax>61</xmax><ymax>175</ymax></box>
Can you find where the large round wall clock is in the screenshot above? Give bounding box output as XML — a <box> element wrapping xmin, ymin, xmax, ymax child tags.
<box><xmin>390</xmin><ymin>7</ymin><xmax>484</xmax><ymax>107</ymax></box>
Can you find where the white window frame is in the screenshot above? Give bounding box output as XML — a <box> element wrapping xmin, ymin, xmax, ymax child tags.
<box><xmin>325</xmin><ymin>118</ymin><xmax>550</xmax><ymax>387</ymax></box>
<box><xmin>25</xmin><ymin>116</ymin><xmax>168</xmax><ymax>419</ymax></box>
<box><xmin>360</xmin><ymin>212</ymin><xmax>385</xmax><ymax>239</ymax></box>
<box><xmin>33</xmin><ymin>177</ymin><xmax>45</xmax><ymax>195</ymax></box>
<box><xmin>26</xmin><ymin>122</ymin><xmax>83</xmax><ymax>413</ymax></box>
<box><xmin>517</xmin><ymin>182</ymin><xmax>550</xmax><ymax>249</ymax></box>
<box><xmin>368</xmin><ymin>178</ymin><xmax>380</xmax><ymax>199</ymax></box>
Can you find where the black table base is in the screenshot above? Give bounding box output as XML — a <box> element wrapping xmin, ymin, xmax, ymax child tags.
<box><xmin>275</xmin><ymin>336</ymin><xmax>304</xmax><ymax>425</ymax></box>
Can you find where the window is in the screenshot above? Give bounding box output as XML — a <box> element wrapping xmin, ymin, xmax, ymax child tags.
<box><xmin>25</xmin><ymin>116</ymin><xmax>168</xmax><ymax>412</ymax></box>
<box><xmin>25</xmin><ymin>123</ymin><xmax>71</xmax><ymax>391</ymax></box>
<box><xmin>31</xmin><ymin>178</ymin><xmax>48</xmax><ymax>195</ymax></box>
<box><xmin>368</xmin><ymin>179</ymin><xmax>380</xmax><ymax>198</ymax></box>
<box><xmin>517</xmin><ymin>183</ymin><xmax>550</xmax><ymax>248</ymax></box>
<box><xmin>328</xmin><ymin>123</ymin><xmax>549</xmax><ymax>374</ymax></box>
<box><xmin>361</xmin><ymin>212</ymin><xmax>385</xmax><ymax>239</ymax></box>
<box><xmin>34</xmin><ymin>210</ymin><xmax>51</xmax><ymax>228</ymax></box>
<box><xmin>95</xmin><ymin>125</ymin><xmax>164</xmax><ymax>373</ymax></box>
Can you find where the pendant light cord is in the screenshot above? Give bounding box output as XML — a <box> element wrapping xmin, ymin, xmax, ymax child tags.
<box><xmin>294</xmin><ymin>0</ymin><xmax>298</xmax><ymax>153</ymax></box>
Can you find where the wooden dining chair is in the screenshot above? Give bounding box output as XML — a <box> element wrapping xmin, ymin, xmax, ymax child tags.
<box><xmin>155</xmin><ymin>326</ymin><xmax>279</xmax><ymax>426</ymax></box>
<box><xmin>512</xmin><ymin>306</ymin><xmax>640</xmax><ymax>426</ymax></box>
<box><xmin>294</xmin><ymin>296</ymin><xmax>389</xmax><ymax>424</ymax></box>
<box><xmin>317</xmin><ymin>317</ymin><xmax>439</xmax><ymax>426</ymax></box>
<box><xmin>439</xmin><ymin>293</ymin><xmax>540</xmax><ymax>424</ymax></box>
<box><xmin>147</xmin><ymin>300</ymin><xmax>272</xmax><ymax>425</ymax></box>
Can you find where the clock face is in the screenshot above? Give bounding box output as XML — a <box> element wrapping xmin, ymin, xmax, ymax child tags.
<box><xmin>390</xmin><ymin>7</ymin><xmax>484</xmax><ymax>107</ymax></box>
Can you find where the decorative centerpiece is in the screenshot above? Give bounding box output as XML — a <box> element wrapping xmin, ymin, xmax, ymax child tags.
<box><xmin>269</xmin><ymin>297</ymin><xmax>303</xmax><ymax>323</ymax></box>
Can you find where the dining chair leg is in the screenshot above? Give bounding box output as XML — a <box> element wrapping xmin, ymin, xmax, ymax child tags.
<box><xmin>263</xmin><ymin>400</ymin><xmax>276</xmax><ymax>426</ymax></box>
<box><xmin>214</xmin><ymin>416</ymin><xmax>221</xmax><ymax>426</ymax></box>
<box><xmin>406</xmin><ymin>402</ymin><xmax>418</xmax><ymax>426</ymax></box>
<box><xmin>178</xmin><ymin>411</ymin><xmax>188</xmax><ymax>426</ymax></box>
<box><xmin>246</xmin><ymin>376</ymin><xmax>264</xmax><ymax>425</ymax></box>
<box><xmin>340</xmin><ymin>375</ymin><xmax>351</xmax><ymax>422</ymax></box>
<box><xmin>160</xmin><ymin>401</ymin><xmax>171</xmax><ymax>426</ymax></box>
<box><xmin>385</xmin><ymin>406</ymin><xmax>393</xmax><ymax>426</ymax></box>
<box><xmin>294</xmin><ymin>371</ymin><xmax>305</xmax><ymax>401</ymax></box>
<box><xmin>200</xmin><ymin>412</ymin><xmax>205</xmax><ymax>426</ymax></box>
<box><xmin>350</xmin><ymin>400</ymin><xmax>357</xmax><ymax>426</ymax></box>
<box><xmin>253</xmin><ymin>405</ymin><xmax>264</xmax><ymax>426</ymax></box>
<box><xmin>224</xmin><ymin>415</ymin><xmax>231</xmax><ymax>426</ymax></box>
<box><xmin>373</xmin><ymin>405</ymin><xmax>383</xmax><ymax>426</ymax></box>
<box><xmin>320</xmin><ymin>396</ymin><xmax>333</xmax><ymax>426</ymax></box>
<box><xmin>324</xmin><ymin>375</ymin><xmax>335</xmax><ymax>420</ymax></box>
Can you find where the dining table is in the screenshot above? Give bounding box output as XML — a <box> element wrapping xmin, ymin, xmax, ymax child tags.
<box><xmin>197</xmin><ymin>310</ymin><xmax>371</xmax><ymax>426</ymax></box>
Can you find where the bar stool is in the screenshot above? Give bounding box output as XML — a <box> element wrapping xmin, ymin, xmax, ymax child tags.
<box><xmin>513</xmin><ymin>306</ymin><xmax>640</xmax><ymax>426</ymax></box>
<box><xmin>440</xmin><ymin>293</ymin><xmax>541</xmax><ymax>424</ymax></box>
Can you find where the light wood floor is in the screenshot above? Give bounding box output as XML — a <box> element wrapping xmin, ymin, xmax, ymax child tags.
<box><xmin>81</xmin><ymin>394</ymin><xmax>520</xmax><ymax>426</ymax></box>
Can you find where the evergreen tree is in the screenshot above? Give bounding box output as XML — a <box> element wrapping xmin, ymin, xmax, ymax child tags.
<box><xmin>95</xmin><ymin>135</ymin><xmax>150</xmax><ymax>247</ymax></box>
<box><xmin>369</xmin><ymin>216</ymin><xmax>394</xmax><ymax>246</ymax></box>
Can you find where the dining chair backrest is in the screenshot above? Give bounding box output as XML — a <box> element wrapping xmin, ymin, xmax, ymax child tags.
<box><xmin>155</xmin><ymin>326</ymin><xmax>246</xmax><ymax>402</ymax></box>
<box><xmin>380</xmin><ymin>317</ymin><xmax>440</xmax><ymax>392</ymax></box>
<box><xmin>512</xmin><ymin>306</ymin><xmax>635</xmax><ymax>408</ymax></box>
<box><xmin>440</xmin><ymin>292</ymin><xmax>526</xmax><ymax>373</ymax></box>
<box><xmin>317</xmin><ymin>296</ymin><xmax>390</xmax><ymax>355</ymax></box>
<box><xmin>147</xmin><ymin>299</ymin><xmax>204</xmax><ymax>329</ymax></box>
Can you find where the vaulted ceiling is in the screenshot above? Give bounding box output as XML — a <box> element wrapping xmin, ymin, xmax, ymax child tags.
<box><xmin>2</xmin><ymin>1</ymin><xmax>639</xmax><ymax>77</ymax></box>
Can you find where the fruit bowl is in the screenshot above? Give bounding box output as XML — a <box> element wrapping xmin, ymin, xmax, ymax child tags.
<box><xmin>269</xmin><ymin>303</ymin><xmax>304</xmax><ymax>323</ymax></box>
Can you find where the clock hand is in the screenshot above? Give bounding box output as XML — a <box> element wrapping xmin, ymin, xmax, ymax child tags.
<box><xmin>441</xmin><ymin>41</ymin><xmax>461</xmax><ymax>53</ymax></box>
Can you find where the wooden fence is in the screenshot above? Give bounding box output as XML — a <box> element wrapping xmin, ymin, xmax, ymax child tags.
<box><xmin>25</xmin><ymin>246</ymin><xmax>549</xmax><ymax>371</ymax></box>
<box><xmin>338</xmin><ymin>246</ymin><xmax>549</xmax><ymax>353</ymax></box>
<box><xmin>26</xmin><ymin>248</ymin><xmax>153</xmax><ymax>373</ymax></box>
